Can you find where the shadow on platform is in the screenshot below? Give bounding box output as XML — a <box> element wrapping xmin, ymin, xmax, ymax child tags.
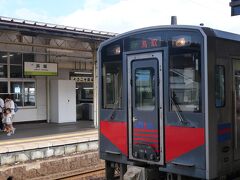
<box><xmin>0</xmin><ymin>120</ymin><xmax>95</xmax><ymax>141</ymax></box>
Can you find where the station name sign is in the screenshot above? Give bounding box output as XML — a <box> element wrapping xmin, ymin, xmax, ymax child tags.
<box><xmin>24</xmin><ymin>62</ymin><xmax>58</xmax><ymax>76</ymax></box>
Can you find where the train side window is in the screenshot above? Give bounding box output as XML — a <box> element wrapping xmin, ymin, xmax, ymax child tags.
<box><xmin>215</xmin><ymin>65</ymin><xmax>225</xmax><ymax>107</ymax></box>
<box><xmin>102</xmin><ymin>61</ymin><xmax>122</xmax><ymax>109</ymax></box>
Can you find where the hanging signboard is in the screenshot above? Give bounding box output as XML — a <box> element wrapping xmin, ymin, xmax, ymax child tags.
<box><xmin>70</xmin><ymin>76</ymin><xmax>93</xmax><ymax>83</ymax></box>
<box><xmin>230</xmin><ymin>0</ymin><xmax>240</xmax><ymax>16</ymax></box>
<box><xmin>24</xmin><ymin>62</ymin><xmax>58</xmax><ymax>76</ymax></box>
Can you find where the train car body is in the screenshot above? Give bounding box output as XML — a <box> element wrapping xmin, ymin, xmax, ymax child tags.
<box><xmin>98</xmin><ymin>25</ymin><xmax>240</xmax><ymax>179</ymax></box>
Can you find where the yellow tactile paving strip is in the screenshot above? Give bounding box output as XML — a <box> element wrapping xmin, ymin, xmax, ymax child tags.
<box><xmin>0</xmin><ymin>129</ymin><xmax>98</xmax><ymax>154</ymax></box>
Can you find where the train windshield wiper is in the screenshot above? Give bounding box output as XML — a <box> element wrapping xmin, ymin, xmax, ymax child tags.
<box><xmin>171</xmin><ymin>97</ymin><xmax>186</xmax><ymax>124</ymax></box>
<box><xmin>171</xmin><ymin>96</ymin><xmax>196</xmax><ymax>127</ymax></box>
<box><xmin>108</xmin><ymin>87</ymin><xmax>122</xmax><ymax>120</ymax></box>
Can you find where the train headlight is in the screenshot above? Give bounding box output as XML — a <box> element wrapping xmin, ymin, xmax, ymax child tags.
<box><xmin>176</xmin><ymin>37</ymin><xmax>186</xmax><ymax>47</ymax></box>
<box><xmin>114</xmin><ymin>46</ymin><xmax>121</xmax><ymax>55</ymax></box>
<box><xmin>107</xmin><ymin>44</ymin><xmax>121</xmax><ymax>55</ymax></box>
<box><xmin>172</xmin><ymin>36</ymin><xmax>191</xmax><ymax>47</ymax></box>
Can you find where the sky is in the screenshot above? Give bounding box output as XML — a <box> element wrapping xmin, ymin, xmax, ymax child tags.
<box><xmin>0</xmin><ymin>0</ymin><xmax>239</xmax><ymax>34</ymax></box>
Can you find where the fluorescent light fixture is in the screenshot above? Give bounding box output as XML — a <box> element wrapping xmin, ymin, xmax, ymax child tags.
<box><xmin>73</xmin><ymin>71</ymin><xmax>92</xmax><ymax>75</ymax></box>
<box><xmin>2</xmin><ymin>54</ymin><xmax>13</xmax><ymax>58</ymax></box>
<box><xmin>83</xmin><ymin>87</ymin><xmax>93</xmax><ymax>90</ymax></box>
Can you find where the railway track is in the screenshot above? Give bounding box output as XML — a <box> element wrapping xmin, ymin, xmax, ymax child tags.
<box><xmin>60</xmin><ymin>167</ymin><xmax>105</xmax><ymax>180</ymax></box>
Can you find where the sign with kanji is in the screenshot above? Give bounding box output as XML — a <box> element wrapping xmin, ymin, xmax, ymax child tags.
<box><xmin>24</xmin><ymin>62</ymin><xmax>58</xmax><ymax>76</ymax></box>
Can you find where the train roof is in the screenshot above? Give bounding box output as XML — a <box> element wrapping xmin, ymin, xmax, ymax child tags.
<box><xmin>213</xmin><ymin>29</ymin><xmax>240</xmax><ymax>42</ymax></box>
<box><xmin>100</xmin><ymin>25</ymin><xmax>240</xmax><ymax>47</ymax></box>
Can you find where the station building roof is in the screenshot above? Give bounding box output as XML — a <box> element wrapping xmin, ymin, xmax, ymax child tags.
<box><xmin>0</xmin><ymin>16</ymin><xmax>117</xmax><ymax>41</ymax></box>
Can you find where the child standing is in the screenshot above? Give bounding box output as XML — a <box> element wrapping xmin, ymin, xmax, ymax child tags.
<box><xmin>4</xmin><ymin>95</ymin><xmax>15</xmax><ymax>120</ymax></box>
<box><xmin>2</xmin><ymin>108</ymin><xmax>15</xmax><ymax>136</ymax></box>
<box><xmin>4</xmin><ymin>94</ymin><xmax>16</xmax><ymax>134</ymax></box>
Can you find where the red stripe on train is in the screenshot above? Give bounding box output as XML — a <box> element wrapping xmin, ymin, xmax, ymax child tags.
<box><xmin>133</xmin><ymin>137</ymin><xmax>159</xmax><ymax>143</ymax></box>
<box><xmin>134</xmin><ymin>128</ymin><xmax>158</xmax><ymax>133</ymax></box>
<box><xmin>100</xmin><ymin>120</ymin><xmax>128</xmax><ymax>156</ymax></box>
<box><xmin>100</xmin><ymin>121</ymin><xmax>205</xmax><ymax>161</ymax></box>
<box><xmin>133</xmin><ymin>133</ymin><xmax>159</xmax><ymax>138</ymax></box>
<box><xmin>165</xmin><ymin>126</ymin><xmax>205</xmax><ymax>162</ymax></box>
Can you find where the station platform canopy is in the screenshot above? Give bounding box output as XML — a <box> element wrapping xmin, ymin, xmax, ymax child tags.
<box><xmin>0</xmin><ymin>16</ymin><xmax>117</xmax><ymax>41</ymax></box>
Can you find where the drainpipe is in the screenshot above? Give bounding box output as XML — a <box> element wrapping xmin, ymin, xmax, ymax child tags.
<box><xmin>92</xmin><ymin>43</ymin><xmax>98</xmax><ymax>128</ymax></box>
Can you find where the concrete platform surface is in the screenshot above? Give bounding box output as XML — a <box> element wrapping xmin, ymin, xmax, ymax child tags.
<box><xmin>0</xmin><ymin>121</ymin><xmax>98</xmax><ymax>154</ymax></box>
<box><xmin>0</xmin><ymin>120</ymin><xmax>95</xmax><ymax>141</ymax></box>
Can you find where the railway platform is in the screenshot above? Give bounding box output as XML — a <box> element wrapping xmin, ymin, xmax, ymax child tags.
<box><xmin>0</xmin><ymin>121</ymin><xmax>103</xmax><ymax>180</ymax></box>
<box><xmin>0</xmin><ymin>120</ymin><xmax>95</xmax><ymax>141</ymax></box>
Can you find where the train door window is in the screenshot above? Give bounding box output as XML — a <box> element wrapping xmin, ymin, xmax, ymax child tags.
<box><xmin>169</xmin><ymin>52</ymin><xmax>201</xmax><ymax>112</ymax></box>
<box><xmin>135</xmin><ymin>68</ymin><xmax>155</xmax><ymax>111</ymax></box>
<box><xmin>215</xmin><ymin>65</ymin><xmax>225</xmax><ymax>107</ymax></box>
<box><xmin>102</xmin><ymin>62</ymin><xmax>122</xmax><ymax>109</ymax></box>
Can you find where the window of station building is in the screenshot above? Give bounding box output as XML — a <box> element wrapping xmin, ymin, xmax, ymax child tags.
<box><xmin>0</xmin><ymin>82</ymin><xmax>8</xmax><ymax>94</ymax></box>
<box><xmin>102</xmin><ymin>61</ymin><xmax>122</xmax><ymax>109</ymax></box>
<box><xmin>81</xmin><ymin>87</ymin><xmax>93</xmax><ymax>100</ymax></box>
<box><xmin>0</xmin><ymin>51</ymin><xmax>36</xmax><ymax>107</ymax></box>
<box><xmin>0</xmin><ymin>52</ymin><xmax>8</xmax><ymax>78</ymax></box>
<box><xmin>24</xmin><ymin>82</ymin><xmax>36</xmax><ymax>106</ymax></box>
<box><xmin>10</xmin><ymin>53</ymin><xmax>34</xmax><ymax>78</ymax></box>
<box><xmin>10</xmin><ymin>53</ymin><xmax>22</xmax><ymax>78</ymax></box>
<box><xmin>10</xmin><ymin>81</ymin><xmax>36</xmax><ymax>107</ymax></box>
<box><xmin>215</xmin><ymin>65</ymin><xmax>225</xmax><ymax>107</ymax></box>
<box><xmin>169</xmin><ymin>52</ymin><xmax>201</xmax><ymax>112</ymax></box>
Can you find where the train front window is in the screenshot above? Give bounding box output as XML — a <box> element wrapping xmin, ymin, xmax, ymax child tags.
<box><xmin>169</xmin><ymin>52</ymin><xmax>201</xmax><ymax>112</ymax></box>
<box><xmin>102</xmin><ymin>62</ymin><xmax>122</xmax><ymax>109</ymax></box>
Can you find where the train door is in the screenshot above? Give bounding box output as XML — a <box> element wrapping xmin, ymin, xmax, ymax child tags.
<box><xmin>233</xmin><ymin>60</ymin><xmax>240</xmax><ymax>160</ymax></box>
<box><xmin>127</xmin><ymin>52</ymin><xmax>164</xmax><ymax>165</ymax></box>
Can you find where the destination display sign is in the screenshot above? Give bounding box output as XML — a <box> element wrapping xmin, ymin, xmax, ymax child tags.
<box><xmin>129</xmin><ymin>38</ymin><xmax>162</xmax><ymax>50</ymax></box>
<box><xmin>125</xmin><ymin>33</ymin><xmax>163</xmax><ymax>51</ymax></box>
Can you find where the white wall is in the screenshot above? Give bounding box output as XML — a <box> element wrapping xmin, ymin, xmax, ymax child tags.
<box><xmin>50</xmin><ymin>80</ymin><xmax>76</xmax><ymax>123</ymax></box>
<box><xmin>11</xmin><ymin>59</ymin><xmax>94</xmax><ymax>122</ymax></box>
<box><xmin>14</xmin><ymin>76</ymin><xmax>47</xmax><ymax>122</ymax></box>
<box><xmin>14</xmin><ymin>68</ymin><xmax>74</xmax><ymax>122</ymax></box>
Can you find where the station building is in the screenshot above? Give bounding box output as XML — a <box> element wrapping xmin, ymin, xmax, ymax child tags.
<box><xmin>0</xmin><ymin>16</ymin><xmax>116</xmax><ymax>127</ymax></box>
